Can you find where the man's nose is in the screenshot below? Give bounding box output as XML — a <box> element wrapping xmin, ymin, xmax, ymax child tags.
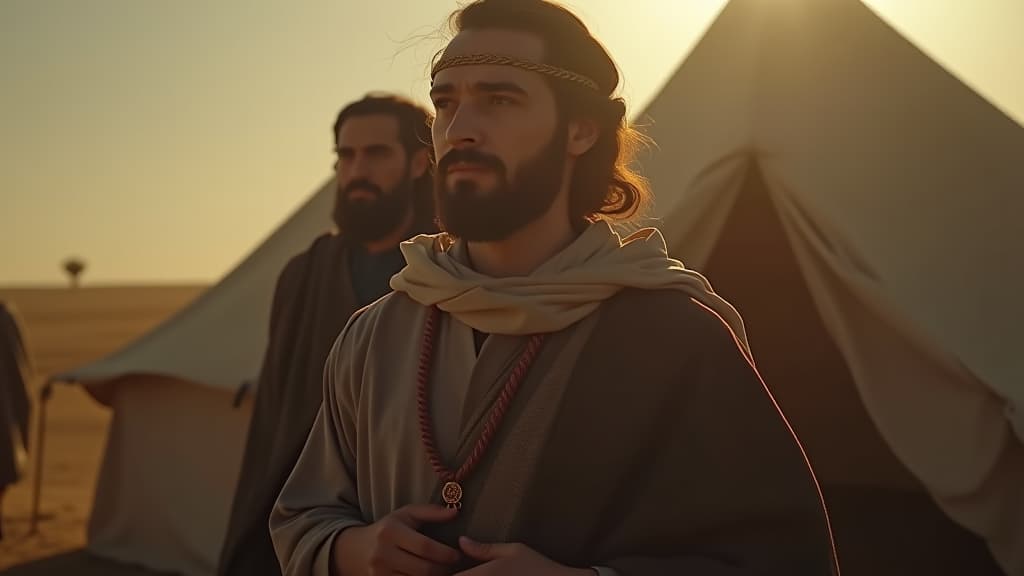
<box><xmin>350</xmin><ymin>155</ymin><xmax>372</xmax><ymax>179</ymax></box>
<box><xmin>444</xmin><ymin>105</ymin><xmax>484</xmax><ymax>149</ymax></box>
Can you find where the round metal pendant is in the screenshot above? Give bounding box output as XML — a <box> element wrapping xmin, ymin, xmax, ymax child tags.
<box><xmin>442</xmin><ymin>481</ymin><xmax>463</xmax><ymax>509</ymax></box>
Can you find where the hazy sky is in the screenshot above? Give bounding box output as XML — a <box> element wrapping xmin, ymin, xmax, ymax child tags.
<box><xmin>2</xmin><ymin>0</ymin><xmax>1022</xmax><ymax>286</ymax></box>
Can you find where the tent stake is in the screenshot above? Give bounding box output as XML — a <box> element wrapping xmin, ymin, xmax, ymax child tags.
<box><xmin>28</xmin><ymin>379</ymin><xmax>53</xmax><ymax>535</ymax></box>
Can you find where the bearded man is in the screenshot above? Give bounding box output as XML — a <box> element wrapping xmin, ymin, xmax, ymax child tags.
<box><xmin>271</xmin><ymin>2</ymin><xmax>839</xmax><ymax>575</ymax></box>
<box><xmin>218</xmin><ymin>93</ymin><xmax>436</xmax><ymax>576</ymax></box>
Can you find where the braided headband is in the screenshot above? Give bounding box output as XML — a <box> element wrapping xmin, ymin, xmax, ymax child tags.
<box><xmin>431</xmin><ymin>53</ymin><xmax>600</xmax><ymax>92</ymax></box>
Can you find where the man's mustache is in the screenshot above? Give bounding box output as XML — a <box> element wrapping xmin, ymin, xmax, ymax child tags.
<box><xmin>342</xmin><ymin>179</ymin><xmax>383</xmax><ymax>197</ymax></box>
<box><xmin>437</xmin><ymin>148</ymin><xmax>505</xmax><ymax>174</ymax></box>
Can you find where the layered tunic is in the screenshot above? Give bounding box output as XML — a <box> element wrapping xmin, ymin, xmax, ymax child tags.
<box><xmin>271</xmin><ymin>222</ymin><xmax>838</xmax><ymax>575</ymax></box>
<box><xmin>218</xmin><ymin>233</ymin><xmax>408</xmax><ymax>576</ymax></box>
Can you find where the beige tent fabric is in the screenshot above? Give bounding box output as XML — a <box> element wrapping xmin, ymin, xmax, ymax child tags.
<box><xmin>650</xmin><ymin>151</ymin><xmax>750</xmax><ymax>267</ymax></box>
<box><xmin>50</xmin><ymin>179</ymin><xmax>337</xmax><ymax>575</ymax></box>
<box><xmin>767</xmin><ymin>169</ymin><xmax>1012</xmax><ymax>493</ymax></box>
<box><xmin>639</xmin><ymin>0</ymin><xmax>1024</xmax><ymax>419</ymax></box>
<box><xmin>87</xmin><ymin>376</ymin><xmax>251</xmax><ymax>576</ymax></box>
<box><xmin>631</xmin><ymin>0</ymin><xmax>1024</xmax><ymax>571</ymax></box>
<box><xmin>662</xmin><ymin>152</ymin><xmax>1023</xmax><ymax>573</ymax></box>
<box><xmin>766</xmin><ymin>166</ymin><xmax>1024</xmax><ymax>574</ymax></box>
<box><xmin>56</xmin><ymin>178</ymin><xmax>336</xmax><ymax>392</ymax></box>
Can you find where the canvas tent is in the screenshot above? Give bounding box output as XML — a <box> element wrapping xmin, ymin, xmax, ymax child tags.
<box><xmin>39</xmin><ymin>178</ymin><xmax>337</xmax><ymax>576</ymax></box>
<box><xmin>631</xmin><ymin>0</ymin><xmax>1023</xmax><ymax>574</ymax></box>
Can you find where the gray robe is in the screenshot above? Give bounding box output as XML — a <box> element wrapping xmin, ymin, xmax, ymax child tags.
<box><xmin>271</xmin><ymin>288</ymin><xmax>838</xmax><ymax>575</ymax></box>
<box><xmin>218</xmin><ymin>233</ymin><xmax>399</xmax><ymax>576</ymax></box>
<box><xmin>0</xmin><ymin>302</ymin><xmax>31</xmax><ymax>489</ymax></box>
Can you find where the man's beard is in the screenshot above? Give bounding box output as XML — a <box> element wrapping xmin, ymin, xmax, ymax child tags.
<box><xmin>433</xmin><ymin>128</ymin><xmax>566</xmax><ymax>242</ymax></box>
<box><xmin>333</xmin><ymin>168</ymin><xmax>414</xmax><ymax>243</ymax></box>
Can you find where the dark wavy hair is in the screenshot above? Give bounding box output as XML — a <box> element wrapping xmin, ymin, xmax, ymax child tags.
<box><xmin>435</xmin><ymin>0</ymin><xmax>652</xmax><ymax>227</ymax></box>
<box><xmin>333</xmin><ymin>93</ymin><xmax>437</xmax><ymax>232</ymax></box>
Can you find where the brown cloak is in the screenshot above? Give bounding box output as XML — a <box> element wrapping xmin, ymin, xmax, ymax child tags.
<box><xmin>218</xmin><ymin>233</ymin><xmax>360</xmax><ymax>576</ymax></box>
<box><xmin>0</xmin><ymin>302</ymin><xmax>31</xmax><ymax>489</ymax></box>
<box><xmin>429</xmin><ymin>288</ymin><xmax>838</xmax><ymax>574</ymax></box>
<box><xmin>271</xmin><ymin>288</ymin><xmax>838</xmax><ymax>575</ymax></box>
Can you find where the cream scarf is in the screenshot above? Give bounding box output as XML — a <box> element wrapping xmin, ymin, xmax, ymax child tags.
<box><xmin>390</xmin><ymin>220</ymin><xmax>752</xmax><ymax>360</ymax></box>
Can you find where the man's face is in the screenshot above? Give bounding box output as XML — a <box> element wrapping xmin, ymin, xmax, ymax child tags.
<box><xmin>333</xmin><ymin>114</ymin><xmax>414</xmax><ymax>242</ymax></box>
<box><xmin>430</xmin><ymin>29</ymin><xmax>568</xmax><ymax>241</ymax></box>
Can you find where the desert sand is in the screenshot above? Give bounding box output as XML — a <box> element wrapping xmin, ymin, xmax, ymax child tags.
<box><xmin>0</xmin><ymin>285</ymin><xmax>205</xmax><ymax>572</ymax></box>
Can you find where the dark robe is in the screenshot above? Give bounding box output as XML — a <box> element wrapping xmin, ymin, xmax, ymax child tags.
<box><xmin>428</xmin><ymin>289</ymin><xmax>839</xmax><ymax>575</ymax></box>
<box><xmin>271</xmin><ymin>288</ymin><xmax>838</xmax><ymax>575</ymax></box>
<box><xmin>217</xmin><ymin>232</ymin><xmax>407</xmax><ymax>576</ymax></box>
<box><xmin>0</xmin><ymin>302</ymin><xmax>31</xmax><ymax>491</ymax></box>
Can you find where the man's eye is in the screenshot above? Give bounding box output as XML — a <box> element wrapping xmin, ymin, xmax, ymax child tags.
<box><xmin>490</xmin><ymin>95</ymin><xmax>514</xmax><ymax>106</ymax></box>
<box><xmin>433</xmin><ymin>98</ymin><xmax>452</xmax><ymax>110</ymax></box>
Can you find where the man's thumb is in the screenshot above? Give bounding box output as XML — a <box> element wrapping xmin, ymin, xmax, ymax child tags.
<box><xmin>395</xmin><ymin>504</ymin><xmax>458</xmax><ymax>527</ymax></box>
<box><xmin>459</xmin><ymin>536</ymin><xmax>512</xmax><ymax>561</ymax></box>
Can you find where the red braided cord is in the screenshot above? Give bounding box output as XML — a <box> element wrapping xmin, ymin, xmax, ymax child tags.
<box><xmin>416</xmin><ymin>306</ymin><xmax>545</xmax><ymax>485</ymax></box>
<box><xmin>415</xmin><ymin>307</ymin><xmax>448</xmax><ymax>479</ymax></box>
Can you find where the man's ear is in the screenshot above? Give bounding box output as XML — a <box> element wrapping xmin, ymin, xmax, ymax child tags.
<box><xmin>410</xmin><ymin>147</ymin><xmax>431</xmax><ymax>179</ymax></box>
<box><xmin>566</xmin><ymin>118</ymin><xmax>599</xmax><ymax>157</ymax></box>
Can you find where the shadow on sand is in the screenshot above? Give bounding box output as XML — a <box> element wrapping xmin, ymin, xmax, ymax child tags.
<box><xmin>0</xmin><ymin>549</ymin><xmax>175</xmax><ymax>576</ymax></box>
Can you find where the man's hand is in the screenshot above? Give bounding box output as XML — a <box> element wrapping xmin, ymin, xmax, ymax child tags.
<box><xmin>332</xmin><ymin>504</ymin><xmax>461</xmax><ymax>576</ymax></box>
<box><xmin>454</xmin><ymin>537</ymin><xmax>595</xmax><ymax>576</ymax></box>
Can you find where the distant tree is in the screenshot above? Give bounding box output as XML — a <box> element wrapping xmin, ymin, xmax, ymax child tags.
<box><xmin>62</xmin><ymin>257</ymin><xmax>86</xmax><ymax>288</ymax></box>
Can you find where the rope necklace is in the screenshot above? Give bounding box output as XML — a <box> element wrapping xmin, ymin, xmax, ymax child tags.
<box><xmin>415</xmin><ymin>305</ymin><xmax>546</xmax><ymax>509</ymax></box>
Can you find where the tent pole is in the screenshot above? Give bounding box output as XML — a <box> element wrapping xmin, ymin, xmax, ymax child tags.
<box><xmin>28</xmin><ymin>379</ymin><xmax>53</xmax><ymax>535</ymax></box>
